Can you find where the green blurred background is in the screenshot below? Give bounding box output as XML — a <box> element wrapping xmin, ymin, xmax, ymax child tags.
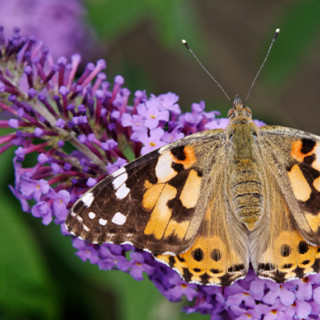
<box><xmin>1</xmin><ymin>0</ymin><xmax>320</xmax><ymax>319</ymax></box>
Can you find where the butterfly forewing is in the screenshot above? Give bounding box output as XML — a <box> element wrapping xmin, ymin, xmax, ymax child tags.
<box><xmin>66</xmin><ymin>130</ymin><xmax>226</xmax><ymax>255</ymax></box>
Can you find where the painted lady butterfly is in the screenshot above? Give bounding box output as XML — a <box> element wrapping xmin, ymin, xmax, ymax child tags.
<box><xmin>66</xmin><ymin>94</ymin><xmax>320</xmax><ymax>286</ymax></box>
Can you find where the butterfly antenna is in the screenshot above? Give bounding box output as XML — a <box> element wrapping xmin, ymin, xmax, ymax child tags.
<box><xmin>244</xmin><ymin>28</ymin><xmax>280</xmax><ymax>105</ymax></box>
<box><xmin>182</xmin><ymin>39</ymin><xmax>231</xmax><ymax>102</ymax></box>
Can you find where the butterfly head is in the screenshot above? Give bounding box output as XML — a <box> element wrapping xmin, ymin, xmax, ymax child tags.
<box><xmin>226</xmin><ymin>95</ymin><xmax>259</xmax><ymax>142</ymax></box>
<box><xmin>227</xmin><ymin>95</ymin><xmax>253</xmax><ymax>120</ymax></box>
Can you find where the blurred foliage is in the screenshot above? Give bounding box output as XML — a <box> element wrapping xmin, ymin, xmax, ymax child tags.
<box><xmin>2</xmin><ymin>0</ymin><xmax>320</xmax><ymax>319</ymax></box>
<box><xmin>262</xmin><ymin>0</ymin><xmax>320</xmax><ymax>91</ymax></box>
<box><xmin>86</xmin><ymin>0</ymin><xmax>204</xmax><ymax>48</ymax></box>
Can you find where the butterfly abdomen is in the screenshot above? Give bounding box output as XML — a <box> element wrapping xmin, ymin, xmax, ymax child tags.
<box><xmin>227</xmin><ymin>117</ymin><xmax>264</xmax><ymax>231</ymax></box>
<box><xmin>230</xmin><ymin>164</ymin><xmax>263</xmax><ymax>231</ymax></box>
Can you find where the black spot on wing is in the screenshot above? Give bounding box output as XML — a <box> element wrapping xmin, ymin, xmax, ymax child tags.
<box><xmin>73</xmin><ymin>200</ymin><xmax>84</xmax><ymax>213</ymax></box>
<box><xmin>200</xmin><ymin>273</ymin><xmax>210</xmax><ymax>285</ymax></box>
<box><xmin>280</xmin><ymin>244</ymin><xmax>291</xmax><ymax>257</ymax></box>
<box><xmin>169</xmin><ymin>256</ymin><xmax>175</xmax><ymax>268</ymax></box>
<box><xmin>298</xmin><ymin>241</ymin><xmax>309</xmax><ymax>254</ymax></box>
<box><xmin>192</xmin><ymin>248</ymin><xmax>204</xmax><ymax>262</ymax></box>
<box><xmin>168</xmin><ymin>168</ymin><xmax>190</xmax><ymax>188</ymax></box>
<box><xmin>219</xmin><ymin>273</ymin><xmax>236</xmax><ymax>287</ymax></box>
<box><xmin>304</xmin><ymin>154</ymin><xmax>316</xmax><ymax>165</ymax></box>
<box><xmin>167</xmin><ymin>198</ymin><xmax>195</xmax><ymax>222</ymax></box>
<box><xmin>258</xmin><ymin>263</ymin><xmax>276</xmax><ymax>271</ymax></box>
<box><xmin>171</xmin><ymin>162</ymin><xmax>184</xmax><ymax>173</ymax></box>
<box><xmin>210</xmin><ymin>249</ymin><xmax>222</xmax><ymax>261</ymax></box>
<box><xmin>210</xmin><ymin>268</ymin><xmax>221</xmax><ymax>274</ymax></box>
<box><xmin>171</xmin><ymin>146</ymin><xmax>186</xmax><ymax>160</ymax></box>
<box><xmin>228</xmin><ymin>264</ymin><xmax>245</xmax><ymax>272</ymax></box>
<box><xmin>176</xmin><ymin>255</ymin><xmax>185</xmax><ymax>262</ymax></box>
<box><xmin>301</xmin><ymin>138</ymin><xmax>316</xmax><ymax>154</ymax></box>
<box><xmin>183</xmin><ymin>268</ymin><xmax>192</xmax><ymax>282</ymax></box>
<box><xmin>312</xmin><ymin>258</ymin><xmax>320</xmax><ymax>272</ymax></box>
<box><xmin>294</xmin><ymin>267</ymin><xmax>305</xmax><ymax>278</ymax></box>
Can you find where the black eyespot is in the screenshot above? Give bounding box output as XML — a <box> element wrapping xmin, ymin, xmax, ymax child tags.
<box><xmin>298</xmin><ymin>241</ymin><xmax>309</xmax><ymax>254</ymax></box>
<box><xmin>192</xmin><ymin>248</ymin><xmax>204</xmax><ymax>262</ymax></box>
<box><xmin>280</xmin><ymin>244</ymin><xmax>291</xmax><ymax>257</ymax></box>
<box><xmin>210</xmin><ymin>249</ymin><xmax>221</xmax><ymax>261</ymax></box>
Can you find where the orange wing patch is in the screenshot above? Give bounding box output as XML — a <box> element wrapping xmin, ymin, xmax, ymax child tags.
<box><xmin>291</xmin><ymin>139</ymin><xmax>320</xmax><ymax>171</ymax></box>
<box><xmin>172</xmin><ymin>145</ymin><xmax>197</xmax><ymax>168</ymax></box>
<box><xmin>143</xmin><ymin>184</ymin><xmax>177</xmax><ymax>239</ymax></box>
<box><xmin>288</xmin><ymin>164</ymin><xmax>312</xmax><ymax>202</ymax></box>
<box><xmin>179</xmin><ymin>169</ymin><xmax>202</xmax><ymax>209</ymax></box>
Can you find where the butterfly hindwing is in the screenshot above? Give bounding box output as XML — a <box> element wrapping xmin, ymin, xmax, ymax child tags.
<box><xmin>66</xmin><ymin>129</ymin><xmax>226</xmax><ymax>255</ymax></box>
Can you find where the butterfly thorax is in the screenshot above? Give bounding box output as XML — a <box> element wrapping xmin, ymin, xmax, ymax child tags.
<box><xmin>226</xmin><ymin>97</ymin><xmax>263</xmax><ymax>231</ymax></box>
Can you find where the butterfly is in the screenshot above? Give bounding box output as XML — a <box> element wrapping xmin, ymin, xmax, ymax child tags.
<box><xmin>65</xmin><ymin>95</ymin><xmax>320</xmax><ymax>286</ymax></box>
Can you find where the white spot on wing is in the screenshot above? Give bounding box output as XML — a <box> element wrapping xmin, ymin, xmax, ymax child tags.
<box><xmin>83</xmin><ymin>224</ymin><xmax>90</xmax><ymax>231</ymax></box>
<box><xmin>76</xmin><ymin>216</ymin><xmax>83</xmax><ymax>222</ymax></box>
<box><xmin>112</xmin><ymin>172</ymin><xmax>128</xmax><ymax>189</ymax></box>
<box><xmin>82</xmin><ymin>192</ymin><xmax>94</xmax><ymax>207</ymax></box>
<box><xmin>155</xmin><ymin>152</ymin><xmax>176</xmax><ymax>183</ymax></box>
<box><xmin>112</xmin><ymin>166</ymin><xmax>126</xmax><ymax>177</ymax></box>
<box><xmin>88</xmin><ymin>211</ymin><xmax>96</xmax><ymax>219</ymax></box>
<box><xmin>111</xmin><ymin>212</ymin><xmax>127</xmax><ymax>225</ymax></box>
<box><xmin>115</xmin><ymin>184</ymin><xmax>130</xmax><ymax>199</ymax></box>
<box><xmin>99</xmin><ymin>218</ymin><xmax>107</xmax><ymax>226</ymax></box>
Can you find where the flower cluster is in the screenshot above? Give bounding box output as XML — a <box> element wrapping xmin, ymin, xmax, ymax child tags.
<box><xmin>1</xmin><ymin>27</ymin><xmax>320</xmax><ymax>319</ymax></box>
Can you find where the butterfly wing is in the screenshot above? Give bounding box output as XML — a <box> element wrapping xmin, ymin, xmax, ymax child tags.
<box><xmin>250</xmin><ymin>126</ymin><xmax>320</xmax><ymax>282</ymax></box>
<box><xmin>156</xmin><ymin>167</ymin><xmax>249</xmax><ymax>286</ymax></box>
<box><xmin>66</xmin><ymin>130</ymin><xmax>226</xmax><ymax>255</ymax></box>
<box><xmin>260</xmin><ymin>126</ymin><xmax>320</xmax><ymax>246</ymax></box>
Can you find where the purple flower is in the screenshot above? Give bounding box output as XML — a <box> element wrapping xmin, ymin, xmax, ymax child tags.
<box><xmin>3</xmin><ymin>27</ymin><xmax>320</xmax><ymax>319</ymax></box>
<box><xmin>128</xmin><ymin>251</ymin><xmax>155</xmax><ymax>281</ymax></box>
<box><xmin>31</xmin><ymin>201</ymin><xmax>52</xmax><ymax>225</ymax></box>
<box><xmin>139</xmin><ymin>127</ymin><xmax>166</xmax><ymax>155</ymax></box>
<box><xmin>137</xmin><ymin>96</ymin><xmax>170</xmax><ymax>129</ymax></box>
<box><xmin>0</xmin><ymin>0</ymin><xmax>93</xmax><ymax>59</ymax></box>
